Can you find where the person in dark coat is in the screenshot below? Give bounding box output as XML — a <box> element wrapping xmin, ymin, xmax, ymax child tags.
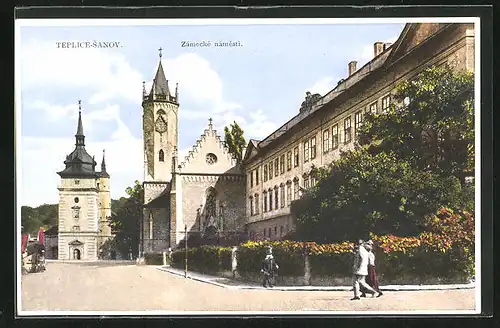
<box><xmin>261</xmin><ymin>247</ymin><xmax>279</xmax><ymax>288</ymax></box>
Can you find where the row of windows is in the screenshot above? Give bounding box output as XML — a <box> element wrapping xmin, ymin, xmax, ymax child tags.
<box><xmin>248</xmin><ymin>95</ymin><xmax>392</xmax><ymax>189</ymax></box>
<box><xmin>248</xmin><ymin>176</ymin><xmax>317</xmax><ymax>216</ymax></box>
<box><xmin>249</xmin><ymin>224</ymin><xmax>289</xmax><ymax>240</ymax></box>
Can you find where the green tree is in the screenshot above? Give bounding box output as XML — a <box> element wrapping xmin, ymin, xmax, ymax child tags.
<box><xmin>21</xmin><ymin>204</ymin><xmax>58</xmax><ymax>235</ymax></box>
<box><xmin>224</xmin><ymin>121</ymin><xmax>246</xmax><ymax>163</ymax></box>
<box><xmin>291</xmin><ymin>148</ymin><xmax>465</xmax><ymax>242</ymax></box>
<box><xmin>291</xmin><ymin>66</ymin><xmax>475</xmax><ymax>242</ymax></box>
<box><xmin>358</xmin><ymin>66</ymin><xmax>474</xmax><ymax>183</ymax></box>
<box><xmin>106</xmin><ymin>180</ymin><xmax>143</xmax><ymax>258</ymax></box>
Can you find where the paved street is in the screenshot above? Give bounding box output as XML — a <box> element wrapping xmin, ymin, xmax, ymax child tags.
<box><xmin>21</xmin><ymin>261</ymin><xmax>476</xmax><ymax>312</ymax></box>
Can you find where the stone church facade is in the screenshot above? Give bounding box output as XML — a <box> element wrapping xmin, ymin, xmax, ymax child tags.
<box><xmin>56</xmin><ymin>101</ymin><xmax>113</xmax><ymax>260</ymax></box>
<box><xmin>140</xmin><ymin>54</ymin><xmax>246</xmax><ymax>253</ymax></box>
<box><xmin>242</xmin><ymin>23</ymin><xmax>475</xmax><ymax>241</ymax></box>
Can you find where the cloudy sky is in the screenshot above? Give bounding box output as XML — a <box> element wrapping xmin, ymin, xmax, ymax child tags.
<box><xmin>16</xmin><ymin>20</ymin><xmax>405</xmax><ymax>207</ymax></box>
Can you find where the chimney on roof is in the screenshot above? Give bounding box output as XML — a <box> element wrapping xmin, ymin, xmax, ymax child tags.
<box><xmin>348</xmin><ymin>61</ymin><xmax>357</xmax><ymax>76</ymax></box>
<box><xmin>384</xmin><ymin>42</ymin><xmax>392</xmax><ymax>51</ymax></box>
<box><xmin>374</xmin><ymin>42</ymin><xmax>384</xmax><ymax>57</ymax></box>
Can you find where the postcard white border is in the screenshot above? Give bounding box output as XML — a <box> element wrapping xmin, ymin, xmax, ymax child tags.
<box><xmin>15</xmin><ymin>16</ymin><xmax>482</xmax><ymax>316</ymax></box>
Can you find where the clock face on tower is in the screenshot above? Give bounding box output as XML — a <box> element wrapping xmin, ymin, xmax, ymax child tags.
<box><xmin>155</xmin><ymin>115</ymin><xmax>167</xmax><ymax>134</ymax></box>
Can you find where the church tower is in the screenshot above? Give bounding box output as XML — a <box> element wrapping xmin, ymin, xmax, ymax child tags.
<box><xmin>141</xmin><ymin>48</ymin><xmax>179</xmax><ymax>253</ymax></box>
<box><xmin>57</xmin><ymin>100</ymin><xmax>100</xmax><ymax>261</ymax></box>
<box><xmin>142</xmin><ymin>47</ymin><xmax>179</xmax><ymax>184</ymax></box>
<box><xmin>97</xmin><ymin>149</ymin><xmax>112</xmax><ymax>255</ymax></box>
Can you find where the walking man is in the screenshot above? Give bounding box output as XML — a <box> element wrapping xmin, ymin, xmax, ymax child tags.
<box><xmin>351</xmin><ymin>240</ymin><xmax>380</xmax><ymax>300</ymax></box>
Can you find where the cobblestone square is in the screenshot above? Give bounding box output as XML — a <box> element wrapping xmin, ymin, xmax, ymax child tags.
<box><xmin>20</xmin><ymin>262</ymin><xmax>476</xmax><ymax>313</ymax></box>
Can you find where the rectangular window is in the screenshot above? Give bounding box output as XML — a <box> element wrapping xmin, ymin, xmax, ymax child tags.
<box><xmin>280</xmin><ymin>154</ymin><xmax>285</xmax><ymax>174</ymax></box>
<box><xmin>280</xmin><ymin>186</ymin><xmax>285</xmax><ymax>208</ymax></box>
<box><xmin>286</xmin><ymin>151</ymin><xmax>292</xmax><ymax>171</ymax></box>
<box><xmin>344</xmin><ymin>117</ymin><xmax>352</xmax><ymax>143</ymax></box>
<box><xmin>274</xmin><ymin>158</ymin><xmax>279</xmax><ymax>177</ymax></box>
<box><xmin>250</xmin><ymin>172</ymin><xmax>254</xmax><ymax>188</ymax></box>
<box><xmin>280</xmin><ymin>226</ymin><xmax>284</xmax><ymax>237</ymax></box>
<box><xmin>255</xmin><ymin>194</ymin><xmax>260</xmax><ymax>215</ymax></box>
<box><xmin>268</xmin><ymin>161</ymin><xmax>273</xmax><ymax>180</ymax></box>
<box><xmin>304</xmin><ymin>141</ymin><xmax>310</xmax><ymax>162</ymax></box>
<box><xmin>263</xmin><ymin>192</ymin><xmax>268</xmax><ymax>212</ymax></box>
<box><xmin>250</xmin><ymin>197</ymin><xmax>254</xmax><ymax>216</ymax></box>
<box><xmin>286</xmin><ymin>183</ymin><xmax>292</xmax><ymax>206</ymax></box>
<box><xmin>354</xmin><ymin>111</ymin><xmax>363</xmax><ymax>136</ymax></box>
<box><xmin>304</xmin><ymin>176</ymin><xmax>310</xmax><ymax>189</ymax></box>
<box><xmin>269</xmin><ymin>191</ymin><xmax>273</xmax><ymax>211</ymax></box>
<box><xmin>293</xmin><ymin>147</ymin><xmax>299</xmax><ymax>167</ymax></box>
<box><xmin>264</xmin><ymin>229</ymin><xmax>266</xmax><ymax>237</ymax></box>
<box><xmin>323</xmin><ymin>129</ymin><xmax>330</xmax><ymax>153</ymax></box>
<box><xmin>310</xmin><ymin>136</ymin><xmax>317</xmax><ymax>159</ymax></box>
<box><xmin>255</xmin><ymin>168</ymin><xmax>259</xmax><ymax>185</ymax></box>
<box><xmin>332</xmin><ymin>124</ymin><xmax>339</xmax><ymax>149</ymax></box>
<box><xmin>274</xmin><ymin>226</ymin><xmax>278</xmax><ymax>236</ymax></box>
<box><xmin>293</xmin><ymin>180</ymin><xmax>299</xmax><ymax>200</ymax></box>
<box><xmin>274</xmin><ymin>188</ymin><xmax>279</xmax><ymax>210</ymax></box>
<box><xmin>268</xmin><ymin>228</ymin><xmax>272</xmax><ymax>238</ymax></box>
<box><xmin>369</xmin><ymin>101</ymin><xmax>378</xmax><ymax>114</ymax></box>
<box><xmin>263</xmin><ymin>164</ymin><xmax>268</xmax><ymax>182</ymax></box>
<box><xmin>382</xmin><ymin>95</ymin><xmax>391</xmax><ymax>112</ymax></box>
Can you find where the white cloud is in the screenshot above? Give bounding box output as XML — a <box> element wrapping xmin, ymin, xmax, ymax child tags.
<box><xmin>27</xmin><ymin>100</ymin><xmax>120</xmax><ymax>134</ymax></box>
<box><xmin>19</xmin><ymin>120</ymin><xmax>143</xmax><ymax>207</ymax></box>
<box><xmin>358</xmin><ymin>36</ymin><xmax>399</xmax><ymax>65</ymax></box>
<box><xmin>20</xmin><ymin>39</ymin><xmax>144</xmax><ymax>105</ymax></box>
<box><xmin>19</xmin><ymin>100</ymin><xmax>143</xmax><ymax>206</ymax></box>
<box><xmin>305</xmin><ymin>76</ymin><xmax>339</xmax><ymax>96</ymax></box>
<box><xmin>243</xmin><ymin>109</ymin><xmax>278</xmax><ymax>141</ymax></box>
<box><xmin>30</xmin><ymin>100</ymin><xmax>79</xmax><ymax>122</ymax></box>
<box><xmin>146</xmin><ymin>54</ymin><xmax>242</xmax><ymax>114</ymax></box>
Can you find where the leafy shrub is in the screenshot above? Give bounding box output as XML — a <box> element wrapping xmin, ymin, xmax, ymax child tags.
<box><xmin>167</xmin><ymin>208</ymin><xmax>475</xmax><ymax>282</ymax></box>
<box><xmin>237</xmin><ymin>240</ymin><xmax>305</xmax><ymax>276</ymax></box>
<box><xmin>144</xmin><ymin>253</ymin><xmax>163</xmax><ymax>265</ymax></box>
<box><xmin>170</xmin><ymin>246</ymin><xmax>232</xmax><ymax>273</ymax></box>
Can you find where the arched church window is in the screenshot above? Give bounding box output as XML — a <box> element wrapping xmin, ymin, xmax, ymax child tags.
<box><xmin>159</xmin><ymin>149</ymin><xmax>165</xmax><ymax>162</ymax></box>
<box><xmin>204</xmin><ymin>187</ymin><xmax>217</xmax><ymax>230</ymax></box>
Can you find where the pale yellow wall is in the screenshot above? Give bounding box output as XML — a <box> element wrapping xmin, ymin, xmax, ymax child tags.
<box><xmin>58</xmin><ymin>177</ymin><xmax>99</xmax><ymax>260</ymax></box>
<box><xmin>98</xmin><ymin>176</ymin><xmax>112</xmax><ymax>239</ymax></box>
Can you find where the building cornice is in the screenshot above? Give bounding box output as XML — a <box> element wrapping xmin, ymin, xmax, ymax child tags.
<box><xmin>57</xmin><ymin>188</ymin><xmax>99</xmax><ymax>192</ymax></box>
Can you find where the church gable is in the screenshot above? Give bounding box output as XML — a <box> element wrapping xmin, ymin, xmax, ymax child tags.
<box><xmin>180</xmin><ymin>119</ymin><xmax>240</xmax><ymax>174</ymax></box>
<box><xmin>387</xmin><ymin>23</ymin><xmax>450</xmax><ymax>65</ymax></box>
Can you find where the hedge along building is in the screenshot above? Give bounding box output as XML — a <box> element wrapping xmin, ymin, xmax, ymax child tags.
<box><xmin>141</xmin><ymin>50</ymin><xmax>246</xmax><ymax>254</ymax></box>
<box><xmin>242</xmin><ymin>23</ymin><xmax>476</xmax><ymax>241</ymax></box>
<box><xmin>56</xmin><ymin>101</ymin><xmax>113</xmax><ymax>260</ymax></box>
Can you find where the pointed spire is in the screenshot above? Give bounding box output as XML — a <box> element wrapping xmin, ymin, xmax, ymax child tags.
<box><xmin>101</xmin><ymin>149</ymin><xmax>107</xmax><ymax>172</ymax></box>
<box><xmin>175</xmin><ymin>82</ymin><xmax>179</xmax><ymax>101</ymax></box>
<box><xmin>149</xmin><ymin>47</ymin><xmax>170</xmax><ymax>97</ymax></box>
<box><xmin>142</xmin><ymin>81</ymin><xmax>146</xmax><ymax>97</ymax></box>
<box><xmin>75</xmin><ymin>99</ymin><xmax>85</xmax><ymax>146</ymax></box>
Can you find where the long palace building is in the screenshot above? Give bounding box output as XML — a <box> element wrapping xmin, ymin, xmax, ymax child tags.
<box><xmin>241</xmin><ymin>23</ymin><xmax>475</xmax><ymax>241</ymax></box>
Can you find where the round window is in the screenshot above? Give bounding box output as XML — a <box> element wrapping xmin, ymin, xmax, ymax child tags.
<box><xmin>206</xmin><ymin>153</ymin><xmax>218</xmax><ymax>165</ymax></box>
<box><xmin>74</xmin><ymin>197</ymin><xmax>79</xmax><ymax>203</ymax></box>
